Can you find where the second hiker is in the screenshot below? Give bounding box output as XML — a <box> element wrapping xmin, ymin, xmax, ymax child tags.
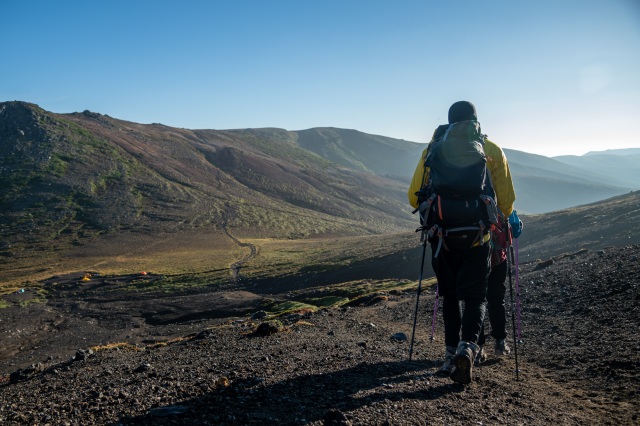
<box><xmin>476</xmin><ymin>214</ymin><xmax>521</xmax><ymax>364</ymax></box>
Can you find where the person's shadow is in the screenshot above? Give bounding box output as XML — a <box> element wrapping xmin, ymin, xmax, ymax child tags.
<box><xmin>118</xmin><ymin>359</ymin><xmax>466</xmax><ymax>425</ymax></box>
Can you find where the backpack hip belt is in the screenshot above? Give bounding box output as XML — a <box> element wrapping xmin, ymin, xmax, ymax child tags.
<box><xmin>427</xmin><ymin>221</ymin><xmax>487</xmax><ymax>258</ymax></box>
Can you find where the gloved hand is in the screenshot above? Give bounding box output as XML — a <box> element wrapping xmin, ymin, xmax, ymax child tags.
<box><xmin>509</xmin><ymin>210</ymin><xmax>523</xmax><ymax>238</ymax></box>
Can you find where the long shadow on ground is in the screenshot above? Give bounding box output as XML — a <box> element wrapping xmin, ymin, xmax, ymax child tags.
<box><xmin>119</xmin><ymin>360</ymin><xmax>462</xmax><ymax>425</ymax></box>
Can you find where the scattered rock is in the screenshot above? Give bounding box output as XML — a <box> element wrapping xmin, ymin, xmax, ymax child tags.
<box><xmin>194</xmin><ymin>330</ymin><xmax>215</xmax><ymax>340</ymax></box>
<box><xmin>253</xmin><ymin>322</ymin><xmax>279</xmax><ymax>336</ymax></box>
<box><xmin>134</xmin><ymin>363</ymin><xmax>152</xmax><ymax>373</ymax></box>
<box><xmin>533</xmin><ymin>259</ymin><xmax>554</xmax><ymax>270</ymax></box>
<box><xmin>286</xmin><ymin>313</ymin><xmax>304</xmax><ymax>322</ymax></box>
<box><xmin>73</xmin><ymin>348</ymin><xmax>94</xmax><ymax>362</ymax></box>
<box><xmin>390</xmin><ymin>332</ymin><xmax>408</xmax><ymax>342</ymax></box>
<box><xmin>252</xmin><ymin>310</ymin><xmax>268</xmax><ymax>320</ymax></box>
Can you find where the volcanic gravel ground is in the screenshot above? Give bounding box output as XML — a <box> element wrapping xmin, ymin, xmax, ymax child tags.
<box><xmin>0</xmin><ymin>246</ymin><xmax>638</xmax><ymax>425</ymax></box>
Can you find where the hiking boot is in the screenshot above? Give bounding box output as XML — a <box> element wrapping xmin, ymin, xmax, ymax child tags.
<box><xmin>474</xmin><ymin>345</ymin><xmax>487</xmax><ymax>366</ymax></box>
<box><xmin>438</xmin><ymin>346</ymin><xmax>456</xmax><ymax>374</ymax></box>
<box><xmin>494</xmin><ymin>339</ymin><xmax>511</xmax><ymax>356</ymax></box>
<box><xmin>450</xmin><ymin>341</ymin><xmax>479</xmax><ymax>385</ymax></box>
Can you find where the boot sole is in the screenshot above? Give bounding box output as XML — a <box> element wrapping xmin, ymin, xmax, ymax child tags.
<box><xmin>450</xmin><ymin>354</ymin><xmax>472</xmax><ymax>384</ymax></box>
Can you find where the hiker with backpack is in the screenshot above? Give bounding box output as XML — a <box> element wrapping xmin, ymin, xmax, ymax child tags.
<box><xmin>408</xmin><ymin>101</ymin><xmax>518</xmax><ymax>384</ymax></box>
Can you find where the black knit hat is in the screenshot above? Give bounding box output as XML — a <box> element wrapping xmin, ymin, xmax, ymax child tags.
<box><xmin>448</xmin><ymin>101</ymin><xmax>477</xmax><ymax>124</ymax></box>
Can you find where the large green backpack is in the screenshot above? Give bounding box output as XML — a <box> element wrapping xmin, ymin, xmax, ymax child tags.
<box><xmin>426</xmin><ymin>120</ymin><xmax>488</xmax><ymax>197</ymax></box>
<box><xmin>415</xmin><ymin>120</ymin><xmax>498</xmax><ymax>254</ymax></box>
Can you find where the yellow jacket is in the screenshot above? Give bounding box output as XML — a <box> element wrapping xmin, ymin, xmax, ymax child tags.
<box><xmin>407</xmin><ymin>132</ymin><xmax>516</xmax><ymax>217</ymax></box>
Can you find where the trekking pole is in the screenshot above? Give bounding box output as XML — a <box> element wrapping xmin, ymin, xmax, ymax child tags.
<box><xmin>408</xmin><ymin>238</ymin><xmax>428</xmax><ymax>362</ymax></box>
<box><xmin>514</xmin><ymin>237</ymin><xmax>522</xmax><ymax>340</ymax></box>
<box><xmin>429</xmin><ymin>284</ymin><xmax>439</xmax><ymax>341</ymax></box>
<box><xmin>506</xmin><ymin>218</ymin><xmax>520</xmax><ymax>381</ymax></box>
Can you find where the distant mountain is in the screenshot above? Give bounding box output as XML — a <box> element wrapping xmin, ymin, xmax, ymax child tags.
<box><xmin>293</xmin><ymin>127</ymin><xmax>423</xmax><ymax>181</ymax></box>
<box><xmin>583</xmin><ymin>147</ymin><xmax>640</xmax><ymax>156</ymax></box>
<box><xmin>0</xmin><ymin>102</ymin><xmax>415</xmax><ymax>257</ymax></box>
<box><xmin>246</xmin><ymin>126</ymin><xmax>639</xmax><ymax>216</ymax></box>
<box><xmin>283</xmin><ymin>128</ymin><xmax>639</xmax><ymax>214</ymax></box>
<box><xmin>553</xmin><ymin>150</ymin><xmax>640</xmax><ymax>189</ymax></box>
<box><xmin>503</xmin><ymin>149</ymin><xmax>636</xmax><ymax>213</ymax></box>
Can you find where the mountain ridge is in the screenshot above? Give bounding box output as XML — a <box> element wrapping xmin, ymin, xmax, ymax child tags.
<box><xmin>2</xmin><ymin>100</ymin><xmax>639</xmax><ymax>259</ymax></box>
<box><xmin>0</xmin><ymin>102</ymin><xmax>414</xmax><ymax>256</ymax></box>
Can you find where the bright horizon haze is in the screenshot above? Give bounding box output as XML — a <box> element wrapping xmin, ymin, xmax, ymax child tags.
<box><xmin>1</xmin><ymin>1</ymin><xmax>639</xmax><ymax>157</ymax></box>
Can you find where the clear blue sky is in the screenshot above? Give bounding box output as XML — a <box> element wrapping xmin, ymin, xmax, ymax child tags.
<box><xmin>2</xmin><ymin>0</ymin><xmax>639</xmax><ymax>157</ymax></box>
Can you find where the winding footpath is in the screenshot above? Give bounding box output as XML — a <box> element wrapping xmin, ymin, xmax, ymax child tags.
<box><xmin>220</xmin><ymin>212</ymin><xmax>257</xmax><ymax>284</ymax></box>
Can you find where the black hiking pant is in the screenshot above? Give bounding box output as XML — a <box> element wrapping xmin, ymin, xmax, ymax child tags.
<box><xmin>432</xmin><ymin>242</ymin><xmax>490</xmax><ymax>348</ymax></box>
<box><xmin>478</xmin><ymin>260</ymin><xmax>508</xmax><ymax>346</ymax></box>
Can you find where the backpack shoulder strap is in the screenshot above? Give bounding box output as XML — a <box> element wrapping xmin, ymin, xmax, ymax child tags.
<box><xmin>424</xmin><ymin>124</ymin><xmax>450</xmax><ymax>168</ymax></box>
